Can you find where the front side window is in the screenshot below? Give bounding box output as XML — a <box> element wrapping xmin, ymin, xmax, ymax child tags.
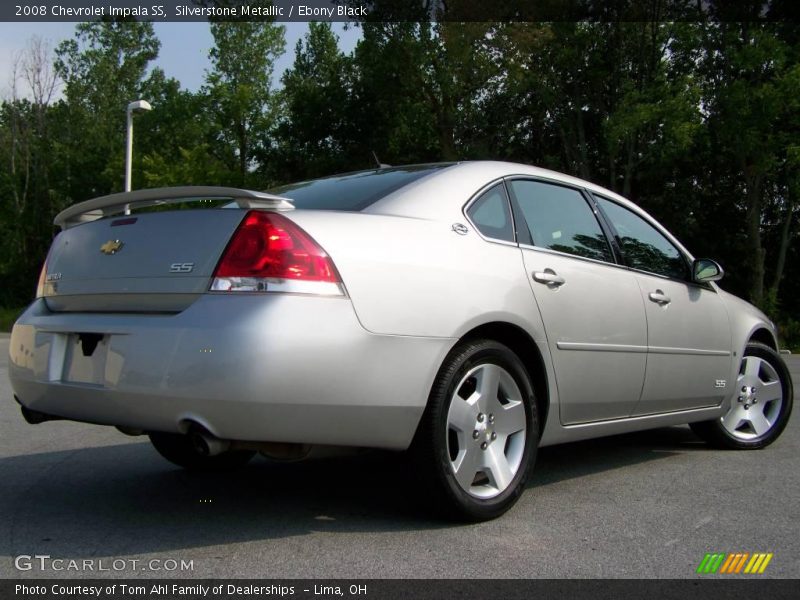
<box><xmin>595</xmin><ymin>196</ymin><xmax>688</xmax><ymax>280</ymax></box>
<box><xmin>509</xmin><ymin>180</ymin><xmax>613</xmax><ymax>263</ymax></box>
<box><xmin>467</xmin><ymin>183</ymin><xmax>515</xmax><ymax>242</ymax></box>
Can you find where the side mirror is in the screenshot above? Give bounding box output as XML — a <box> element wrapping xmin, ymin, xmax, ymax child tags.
<box><xmin>693</xmin><ymin>258</ymin><xmax>724</xmax><ymax>283</ymax></box>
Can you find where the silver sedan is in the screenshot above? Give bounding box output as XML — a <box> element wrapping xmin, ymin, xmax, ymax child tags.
<box><xmin>9</xmin><ymin>161</ymin><xmax>794</xmax><ymax>520</ymax></box>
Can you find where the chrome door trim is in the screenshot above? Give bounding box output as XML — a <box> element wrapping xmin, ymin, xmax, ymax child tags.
<box><xmin>556</xmin><ymin>342</ymin><xmax>648</xmax><ymax>353</ymax></box>
<box><xmin>556</xmin><ymin>341</ymin><xmax>729</xmax><ymax>356</ymax></box>
<box><xmin>648</xmin><ymin>346</ymin><xmax>731</xmax><ymax>357</ymax></box>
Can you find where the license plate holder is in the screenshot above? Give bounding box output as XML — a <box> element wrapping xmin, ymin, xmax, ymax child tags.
<box><xmin>62</xmin><ymin>333</ymin><xmax>109</xmax><ymax>385</ymax></box>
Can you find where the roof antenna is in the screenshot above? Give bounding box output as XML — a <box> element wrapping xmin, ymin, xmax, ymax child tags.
<box><xmin>371</xmin><ymin>151</ymin><xmax>391</xmax><ymax>169</ymax></box>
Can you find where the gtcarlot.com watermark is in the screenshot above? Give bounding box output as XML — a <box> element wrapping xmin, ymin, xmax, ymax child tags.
<box><xmin>14</xmin><ymin>554</ymin><xmax>194</xmax><ymax>572</ymax></box>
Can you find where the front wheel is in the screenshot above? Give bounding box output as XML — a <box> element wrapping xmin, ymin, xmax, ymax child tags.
<box><xmin>690</xmin><ymin>342</ymin><xmax>793</xmax><ymax>449</ymax></box>
<box><xmin>412</xmin><ymin>339</ymin><xmax>538</xmax><ymax>521</ymax></box>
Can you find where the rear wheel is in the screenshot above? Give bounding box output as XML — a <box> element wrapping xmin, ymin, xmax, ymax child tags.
<box><xmin>149</xmin><ymin>432</ymin><xmax>256</xmax><ymax>471</ymax></box>
<box><xmin>412</xmin><ymin>339</ymin><xmax>538</xmax><ymax>521</ymax></box>
<box><xmin>690</xmin><ymin>342</ymin><xmax>793</xmax><ymax>449</ymax></box>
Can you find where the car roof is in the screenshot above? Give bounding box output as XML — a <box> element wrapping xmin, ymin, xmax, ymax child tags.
<box><xmin>365</xmin><ymin>160</ymin><xmax>637</xmax><ymax>219</ymax></box>
<box><xmin>364</xmin><ymin>160</ymin><xmax>696</xmax><ymax>262</ymax></box>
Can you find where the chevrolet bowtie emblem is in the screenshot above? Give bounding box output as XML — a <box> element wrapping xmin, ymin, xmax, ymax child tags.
<box><xmin>100</xmin><ymin>239</ymin><xmax>124</xmax><ymax>255</ymax></box>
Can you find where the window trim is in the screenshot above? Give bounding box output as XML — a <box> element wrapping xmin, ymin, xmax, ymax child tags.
<box><xmin>584</xmin><ymin>191</ymin><xmax>626</xmax><ymax>265</ymax></box>
<box><xmin>462</xmin><ymin>178</ymin><xmax>519</xmax><ymax>247</ymax></box>
<box><xmin>461</xmin><ymin>174</ymin><xmax>714</xmax><ymax>292</ymax></box>
<box><xmin>589</xmin><ymin>192</ymin><xmax>704</xmax><ymax>286</ymax></box>
<box><xmin>504</xmin><ymin>175</ymin><xmax>619</xmax><ymax>267</ymax></box>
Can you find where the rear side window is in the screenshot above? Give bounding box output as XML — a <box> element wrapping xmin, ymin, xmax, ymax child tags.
<box><xmin>268</xmin><ymin>165</ymin><xmax>452</xmax><ymax>211</ymax></box>
<box><xmin>467</xmin><ymin>184</ymin><xmax>514</xmax><ymax>242</ymax></box>
<box><xmin>595</xmin><ymin>197</ymin><xmax>688</xmax><ymax>280</ymax></box>
<box><xmin>509</xmin><ymin>180</ymin><xmax>613</xmax><ymax>263</ymax></box>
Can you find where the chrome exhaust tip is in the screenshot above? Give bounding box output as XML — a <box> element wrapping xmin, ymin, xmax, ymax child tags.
<box><xmin>189</xmin><ymin>430</ymin><xmax>230</xmax><ymax>457</ymax></box>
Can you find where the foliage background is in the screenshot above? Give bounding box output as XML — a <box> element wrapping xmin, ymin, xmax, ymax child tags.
<box><xmin>0</xmin><ymin>4</ymin><xmax>798</xmax><ymax>347</ymax></box>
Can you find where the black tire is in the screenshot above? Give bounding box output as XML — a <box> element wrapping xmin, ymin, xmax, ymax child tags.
<box><xmin>411</xmin><ymin>339</ymin><xmax>538</xmax><ymax>521</ymax></box>
<box><xmin>690</xmin><ymin>342</ymin><xmax>793</xmax><ymax>449</ymax></box>
<box><xmin>148</xmin><ymin>432</ymin><xmax>256</xmax><ymax>471</ymax></box>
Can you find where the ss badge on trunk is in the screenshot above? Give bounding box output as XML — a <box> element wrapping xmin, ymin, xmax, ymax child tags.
<box><xmin>169</xmin><ymin>262</ymin><xmax>194</xmax><ymax>273</ymax></box>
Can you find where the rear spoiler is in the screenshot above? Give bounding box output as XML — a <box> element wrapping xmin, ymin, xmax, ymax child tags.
<box><xmin>53</xmin><ymin>186</ymin><xmax>295</xmax><ymax>230</ymax></box>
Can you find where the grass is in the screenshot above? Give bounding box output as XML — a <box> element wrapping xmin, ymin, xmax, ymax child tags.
<box><xmin>776</xmin><ymin>319</ymin><xmax>800</xmax><ymax>354</ymax></box>
<box><xmin>0</xmin><ymin>306</ymin><xmax>25</xmax><ymax>333</ymax></box>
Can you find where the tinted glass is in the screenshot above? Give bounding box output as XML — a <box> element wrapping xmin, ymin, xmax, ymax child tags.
<box><xmin>595</xmin><ymin>197</ymin><xmax>688</xmax><ymax>279</ymax></box>
<box><xmin>467</xmin><ymin>184</ymin><xmax>514</xmax><ymax>242</ymax></box>
<box><xmin>509</xmin><ymin>180</ymin><xmax>612</xmax><ymax>262</ymax></box>
<box><xmin>268</xmin><ymin>165</ymin><xmax>452</xmax><ymax>211</ymax></box>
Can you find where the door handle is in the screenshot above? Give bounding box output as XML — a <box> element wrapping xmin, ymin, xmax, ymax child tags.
<box><xmin>532</xmin><ymin>269</ymin><xmax>565</xmax><ymax>287</ymax></box>
<box><xmin>649</xmin><ymin>290</ymin><xmax>671</xmax><ymax>305</ymax></box>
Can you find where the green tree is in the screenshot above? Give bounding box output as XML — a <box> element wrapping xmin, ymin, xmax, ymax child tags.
<box><xmin>138</xmin><ymin>72</ymin><xmax>237</xmax><ymax>187</ymax></box>
<box><xmin>204</xmin><ymin>20</ymin><xmax>285</xmax><ymax>186</ymax></box>
<box><xmin>486</xmin><ymin>21</ymin><xmax>701</xmax><ymax>197</ymax></box>
<box><xmin>695</xmin><ymin>21</ymin><xmax>798</xmax><ymax>308</ymax></box>
<box><xmin>54</xmin><ymin>20</ymin><xmax>161</xmax><ymax>198</ymax></box>
<box><xmin>349</xmin><ymin>21</ymin><xmax>495</xmax><ymax>164</ymax></box>
<box><xmin>271</xmin><ymin>22</ymin><xmax>355</xmax><ymax>180</ymax></box>
<box><xmin>0</xmin><ymin>37</ymin><xmax>62</xmax><ymax>304</ymax></box>
<box><xmin>350</xmin><ymin>22</ymin><xmax>440</xmax><ymax>164</ymax></box>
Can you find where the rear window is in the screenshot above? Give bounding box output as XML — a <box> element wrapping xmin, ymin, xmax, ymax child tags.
<box><xmin>268</xmin><ymin>164</ymin><xmax>452</xmax><ymax>211</ymax></box>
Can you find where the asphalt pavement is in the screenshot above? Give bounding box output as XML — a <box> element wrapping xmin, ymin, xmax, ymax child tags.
<box><xmin>1</xmin><ymin>336</ymin><xmax>798</xmax><ymax>579</ymax></box>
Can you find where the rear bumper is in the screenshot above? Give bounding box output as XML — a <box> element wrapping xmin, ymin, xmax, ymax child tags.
<box><xmin>9</xmin><ymin>296</ymin><xmax>453</xmax><ymax>450</ymax></box>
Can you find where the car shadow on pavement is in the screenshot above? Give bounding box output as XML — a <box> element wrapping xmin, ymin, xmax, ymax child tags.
<box><xmin>1</xmin><ymin>425</ymin><xmax>705</xmax><ymax>560</ymax></box>
<box><xmin>531</xmin><ymin>424</ymin><xmax>707</xmax><ymax>487</ymax></box>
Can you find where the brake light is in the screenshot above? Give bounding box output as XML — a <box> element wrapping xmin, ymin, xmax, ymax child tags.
<box><xmin>35</xmin><ymin>262</ymin><xmax>47</xmax><ymax>298</ymax></box>
<box><xmin>211</xmin><ymin>211</ymin><xmax>344</xmax><ymax>296</ymax></box>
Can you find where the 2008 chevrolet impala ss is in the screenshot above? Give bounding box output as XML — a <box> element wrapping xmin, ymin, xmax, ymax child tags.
<box><xmin>9</xmin><ymin>161</ymin><xmax>794</xmax><ymax>520</ymax></box>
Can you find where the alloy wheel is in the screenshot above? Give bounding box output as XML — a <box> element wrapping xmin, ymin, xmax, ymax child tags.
<box><xmin>446</xmin><ymin>363</ymin><xmax>527</xmax><ymax>498</ymax></box>
<box><xmin>721</xmin><ymin>355</ymin><xmax>784</xmax><ymax>440</ymax></box>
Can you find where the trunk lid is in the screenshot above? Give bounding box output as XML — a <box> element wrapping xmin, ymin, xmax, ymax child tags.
<box><xmin>43</xmin><ymin>209</ymin><xmax>245</xmax><ymax>312</ymax></box>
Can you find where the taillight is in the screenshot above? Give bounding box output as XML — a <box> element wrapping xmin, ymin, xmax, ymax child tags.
<box><xmin>35</xmin><ymin>262</ymin><xmax>47</xmax><ymax>298</ymax></box>
<box><xmin>211</xmin><ymin>211</ymin><xmax>344</xmax><ymax>296</ymax></box>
